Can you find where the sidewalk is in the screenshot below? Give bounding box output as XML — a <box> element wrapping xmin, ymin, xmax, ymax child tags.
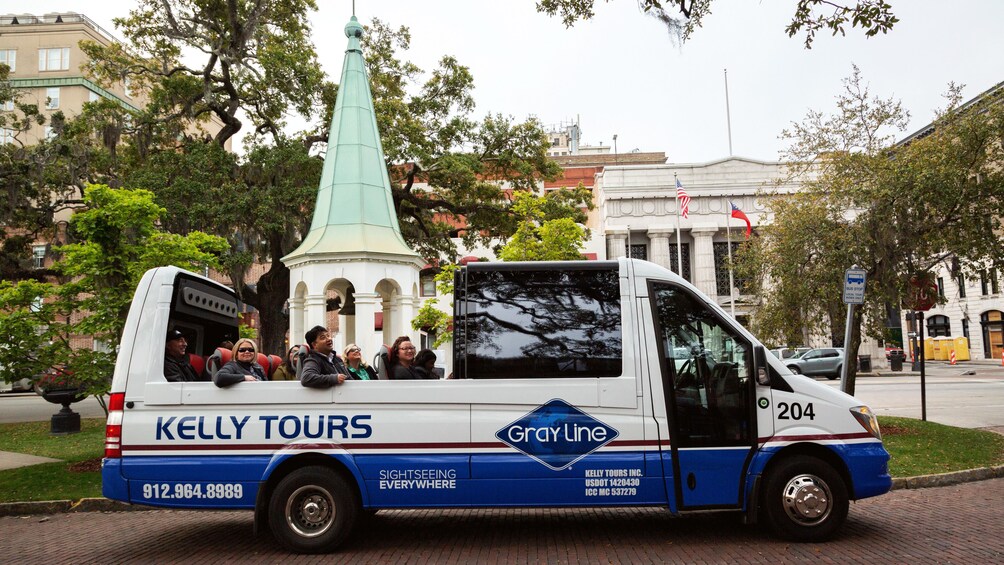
<box><xmin>0</xmin><ymin>450</ymin><xmax>59</xmax><ymax>471</ymax></box>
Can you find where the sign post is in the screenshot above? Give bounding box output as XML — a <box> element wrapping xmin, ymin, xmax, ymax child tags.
<box><xmin>904</xmin><ymin>272</ymin><xmax>938</xmax><ymax>421</ymax></box>
<box><xmin>841</xmin><ymin>268</ymin><xmax>867</xmax><ymax>395</ymax></box>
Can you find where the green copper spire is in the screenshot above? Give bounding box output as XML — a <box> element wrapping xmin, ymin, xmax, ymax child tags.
<box><xmin>283</xmin><ymin>16</ymin><xmax>418</xmax><ymax>264</ymax></box>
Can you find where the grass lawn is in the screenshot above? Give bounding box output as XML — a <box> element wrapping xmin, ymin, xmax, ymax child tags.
<box><xmin>0</xmin><ymin>416</ymin><xmax>1001</xmax><ymax>503</ymax></box>
<box><xmin>879</xmin><ymin>416</ymin><xmax>1004</xmax><ymax>477</ymax></box>
<box><xmin>0</xmin><ymin>418</ymin><xmax>104</xmax><ymax>503</ymax></box>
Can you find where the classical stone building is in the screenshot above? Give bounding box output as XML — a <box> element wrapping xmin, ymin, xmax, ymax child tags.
<box><xmin>598</xmin><ymin>157</ymin><xmax>794</xmax><ymax>321</ymax></box>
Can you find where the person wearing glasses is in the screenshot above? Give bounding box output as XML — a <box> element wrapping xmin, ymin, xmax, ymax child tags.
<box><xmin>213</xmin><ymin>339</ymin><xmax>267</xmax><ymax>387</ymax></box>
<box><xmin>343</xmin><ymin>344</ymin><xmax>377</xmax><ymax>380</ymax></box>
<box><xmin>300</xmin><ymin>326</ymin><xmax>349</xmax><ymax>388</ymax></box>
<box><xmin>388</xmin><ymin>336</ymin><xmax>422</xmax><ymax>380</ymax></box>
<box><xmin>272</xmin><ymin>345</ymin><xmax>300</xmax><ymax>381</ymax></box>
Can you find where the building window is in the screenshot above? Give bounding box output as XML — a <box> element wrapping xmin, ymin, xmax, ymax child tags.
<box><xmin>937</xmin><ymin>277</ymin><xmax>945</xmax><ymax>300</ymax></box>
<box><xmin>44</xmin><ymin>126</ymin><xmax>55</xmax><ymax>140</ymax></box>
<box><xmin>668</xmin><ymin>242</ymin><xmax>692</xmax><ymax>282</ymax></box>
<box><xmin>32</xmin><ymin>245</ymin><xmax>47</xmax><ymax>269</ymax></box>
<box><xmin>45</xmin><ymin>87</ymin><xmax>60</xmax><ymax>109</ymax></box>
<box><xmin>962</xmin><ymin>319</ymin><xmax>970</xmax><ymax>340</ymax></box>
<box><xmin>713</xmin><ymin>241</ymin><xmax>746</xmax><ymax>296</ymax></box>
<box><xmin>88</xmin><ymin>90</ymin><xmax>100</xmax><ymax>102</ymax></box>
<box><xmin>628</xmin><ymin>244</ymin><xmax>648</xmax><ymax>261</ymax></box>
<box><xmin>38</xmin><ymin>47</ymin><xmax>70</xmax><ymax>71</ymax></box>
<box><xmin>420</xmin><ymin>271</ymin><xmax>436</xmax><ymax>297</ymax></box>
<box><xmin>994</xmin><ymin>270</ymin><xmax>1001</xmax><ymax>295</ymax></box>
<box><xmin>926</xmin><ymin>315</ymin><xmax>951</xmax><ymax>337</ymax></box>
<box><xmin>957</xmin><ymin>275</ymin><xmax>966</xmax><ymax>298</ymax></box>
<box><xmin>123</xmin><ymin>76</ymin><xmax>133</xmax><ymax>98</ymax></box>
<box><xmin>0</xmin><ymin>49</ymin><xmax>15</xmax><ymax>72</ymax></box>
<box><xmin>981</xmin><ymin>310</ymin><xmax>1003</xmax><ymax>359</ymax></box>
<box><xmin>1</xmin><ymin>100</ymin><xmax>13</xmax><ymax>111</ymax></box>
<box><xmin>0</xmin><ymin>128</ymin><xmax>13</xmax><ymax>144</ymax></box>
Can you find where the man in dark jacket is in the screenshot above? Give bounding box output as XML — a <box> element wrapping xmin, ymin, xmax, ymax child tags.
<box><xmin>164</xmin><ymin>329</ymin><xmax>201</xmax><ymax>382</ymax></box>
<box><xmin>300</xmin><ymin>326</ymin><xmax>348</xmax><ymax>388</ymax></box>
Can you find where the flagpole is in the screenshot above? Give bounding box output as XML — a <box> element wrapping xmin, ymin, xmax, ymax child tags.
<box><xmin>725</xmin><ymin>198</ymin><xmax>736</xmax><ymax>319</ymax></box>
<box><xmin>674</xmin><ymin>173</ymin><xmax>683</xmax><ymax>276</ymax></box>
<box><xmin>725</xmin><ymin>69</ymin><xmax>733</xmax><ymax>157</ymax></box>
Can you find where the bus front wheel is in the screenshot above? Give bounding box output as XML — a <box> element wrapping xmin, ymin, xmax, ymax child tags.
<box><xmin>268</xmin><ymin>466</ymin><xmax>359</xmax><ymax>553</ymax></box>
<box><xmin>762</xmin><ymin>455</ymin><xmax>848</xmax><ymax>542</ymax></box>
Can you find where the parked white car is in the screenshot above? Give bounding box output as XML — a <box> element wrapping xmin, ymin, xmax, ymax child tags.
<box><xmin>0</xmin><ymin>376</ymin><xmax>34</xmax><ymax>393</ymax></box>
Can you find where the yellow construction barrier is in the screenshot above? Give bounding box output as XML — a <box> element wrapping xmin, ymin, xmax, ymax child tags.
<box><xmin>924</xmin><ymin>338</ymin><xmax>935</xmax><ymax>360</ymax></box>
<box><xmin>952</xmin><ymin>336</ymin><xmax>971</xmax><ymax>361</ymax></box>
<box><xmin>937</xmin><ymin>337</ymin><xmax>954</xmax><ymax>361</ymax></box>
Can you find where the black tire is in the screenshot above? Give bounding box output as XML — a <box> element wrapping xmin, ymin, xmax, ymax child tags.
<box><xmin>827</xmin><ymin>365</ymin><xmax>842</xmax><ymax>380</ymax></box>
<box><xmin>787</xmin><ymin>365</ymin><xmax>801</xmax><ymax>374</ymax></box>
<box><xmin>268</xmin><ymin>466</ymin><xmax>359</xmax><ymax>553</ymax></box>
<box><xmin>762</xmin><ymin>455</ymin><xmax>849</xmax><ymax>542</ymax></box>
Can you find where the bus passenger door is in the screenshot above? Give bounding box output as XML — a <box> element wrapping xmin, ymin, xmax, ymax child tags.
<box><xmin>649</xmin><ymin>282</ymin><xmax>756</xmax><ymax>509</ymax></box>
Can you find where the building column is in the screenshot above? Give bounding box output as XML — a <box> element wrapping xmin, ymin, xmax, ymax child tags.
<box><xmin>353</xmin><ymin>293</ymin><xmax>382</xmax><ymax>364</ymax></box>
<box><xmin>304</xmin><ymin>295</ymin><xmax>327</xmax><ymax>338</ymax></box>
<box><xmin>289</xmin><ymin>297</ymin><xmax>305</xmax><ymax>347</ymax></box>
<box><xmin>339</xmin><ymin>313</ymin><xmax>354</xmax><ymax>350</ymax></box>
<box><xmin>692</xmin><ymin>227</ymin><xmax>718</xmax><ymax>299</ymax></box>
<box><xmin>607</xmin><ymin>230</ymin><xmax>628</xmax><ymax>260</ymax></box>
<box><xmin>389</xmin><ymin>294</ymin><xmax>420</xmax><ymax>345</ymax></box>
<box><xmin>647</xmin><ymin>227</ymin><xmax>674</xmax><ymax>270</ymax></box>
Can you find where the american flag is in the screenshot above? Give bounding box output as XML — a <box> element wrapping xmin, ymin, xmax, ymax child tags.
<box><xmin>676</xmin><ymin>178</ymin><xmax>691</xmax><ymax>219</ymax></box>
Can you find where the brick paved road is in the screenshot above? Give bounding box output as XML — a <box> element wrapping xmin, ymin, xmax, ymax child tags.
<box><xmin>3</xmin><ymin>479</ymin><xmax>1002</xmax><ymax>564</ymax></box>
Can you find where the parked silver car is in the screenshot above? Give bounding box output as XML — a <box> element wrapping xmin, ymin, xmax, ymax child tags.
<box><xmin>785</xmin><ymin>347</ymin><xmax>845</xmax><ymax>380</ymax></box>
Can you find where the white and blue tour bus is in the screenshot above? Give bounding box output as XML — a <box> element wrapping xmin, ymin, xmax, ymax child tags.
<box><xmin>102</xmin><ymin>258</ymin><xmax>891</xmax><ymax>553</ymax></box>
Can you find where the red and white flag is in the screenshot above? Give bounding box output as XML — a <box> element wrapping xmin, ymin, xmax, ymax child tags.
<box><xmin>676</xmin><ymin>178</ymin><xmax>691</xmax><ymax>219</ymax></box>
<box><xmin>729</xmin><ymin>200</ymin><xmax>752</xmax><ymax>239</ymax></box>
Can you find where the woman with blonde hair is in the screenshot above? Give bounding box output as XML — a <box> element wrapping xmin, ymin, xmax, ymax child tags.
<box><xmin>343</xmin><ymin>344</ymin><xmax>377</xmax><ymax>380</ymax></box>
<box><xmin>214</xmin><ymin>338</ymin><xmax>267</xmax><ymax>387</ymax></box>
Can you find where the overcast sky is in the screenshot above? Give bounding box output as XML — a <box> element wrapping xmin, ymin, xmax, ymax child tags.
<box><xmin>20</xmin><ymin>1</ymin><xmax>1004</xmax><ymax>163</ymax></box>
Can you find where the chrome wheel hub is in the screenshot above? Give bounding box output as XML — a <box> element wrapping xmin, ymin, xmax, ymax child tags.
<box><xmin>781</xmin><ymin>474</ymin><xmax>832</xmax><ymax>525</ymax></box>
<box><xmin>286</xmin><ymin>486</ymin><xmax>335</xmax><ymax>537</ymax></box>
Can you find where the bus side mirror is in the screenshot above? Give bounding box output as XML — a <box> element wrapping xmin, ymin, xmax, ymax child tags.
<box><xmin>754</xmin><ymin>346</ymin><xmax>771</xmax><ymax>386</ymax></box>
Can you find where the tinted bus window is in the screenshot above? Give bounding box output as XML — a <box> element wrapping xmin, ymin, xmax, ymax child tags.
<box><xmin>461</xmin><ymin>268</ymin><xmax>621</xmax><ymax>379</ymax></box>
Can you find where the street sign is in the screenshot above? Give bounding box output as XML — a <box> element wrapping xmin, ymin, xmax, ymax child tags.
<box><xmin>843</xmin><ymin>268</ymin><xmax>867</xmax><ymax>304</ymax></box>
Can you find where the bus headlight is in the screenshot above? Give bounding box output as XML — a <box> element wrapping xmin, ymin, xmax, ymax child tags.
<box><xmin>850</xmin><ymin>406</ymin><xmax>882</xmax><ymax>440</ymax></box>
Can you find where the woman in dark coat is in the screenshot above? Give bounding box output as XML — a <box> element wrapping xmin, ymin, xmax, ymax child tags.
<box><xmin>214</xmin><ymin>338</ymin><xmax>267</xmax><ymax>387</ymax></box>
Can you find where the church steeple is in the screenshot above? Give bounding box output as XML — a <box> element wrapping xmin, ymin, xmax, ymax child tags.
<box><xmin>283</xmin><ymin>16</ymin><xmax>419</xmax><ymax>264</ymax></box>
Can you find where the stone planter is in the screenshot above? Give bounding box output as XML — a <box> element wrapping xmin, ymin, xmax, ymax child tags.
<box><xmin>40</xmin><ymin>388</ymin><xmax>85</xmax><ymax>435</ymax></box>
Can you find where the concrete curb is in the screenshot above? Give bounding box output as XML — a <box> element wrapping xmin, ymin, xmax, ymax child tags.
<box><xmin>891</xmin><ymin>464</ymin><xmax>1004</xmax><ymax>490</ymax></box>
<box><xmin>3</xmin><ymin>466</ymin><xmax>1003</xmax><ymax>517</ymax></box>
<box><xmin>0</xmin><ymin>497</ymin><xmax>144</xmax><ymax>517</ymax></box>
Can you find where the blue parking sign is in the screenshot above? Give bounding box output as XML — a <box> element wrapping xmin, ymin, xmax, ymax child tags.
<box><xmin>843</xmin><ymin>269</ymin><xmax>867</xmax><ymax>304</ymax></box>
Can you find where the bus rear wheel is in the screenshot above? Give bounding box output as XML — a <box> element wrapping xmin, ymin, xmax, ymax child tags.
<box><xmin>268</xmin><ymin>466</ymin><xmax>359</xmax><ymax>553</ymax></box>
<box><xmin>762</xmin><ymin>455</ymin><xmax>848</xmax><ymax>542</ymax></box>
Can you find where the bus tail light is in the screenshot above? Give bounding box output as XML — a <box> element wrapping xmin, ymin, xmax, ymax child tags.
<box><xmin>105</xmin><ymin>392</ymin><xmax>124</xmax><ymax>458</ymax></box>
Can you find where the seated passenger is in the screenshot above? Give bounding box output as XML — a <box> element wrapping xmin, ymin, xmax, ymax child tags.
<box><xmin>213</xmin><ymin>339</ymin><xmax>267</xmax><ymax>387</ymax></box>
<box><xmin>272</xmin><ymin>345</ymin><xmax>300</xmax><ymax>381</ymax></box>
<box><xmin>413</xmin><ymin>349</ymin><xmax>439</xmax><ymax>380</ymax></box>
<box><xmin>164</xmin><ymin>329</ymin><xmax>202</xmax><ymax>382</ymax></box>
<box><xmin>388</xmin><ymin>336</ymin><xmax>421</xmax><ymax>380</ymax></box>
<box><xmin>343</xmin><ymin>344</ymin><xmax>377</xmax><ymax>380</ymax></box>
<box><xmin>300</xmin><ymin>326</ymin><xmax>348</xmax><ymax>388</ymax></box>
